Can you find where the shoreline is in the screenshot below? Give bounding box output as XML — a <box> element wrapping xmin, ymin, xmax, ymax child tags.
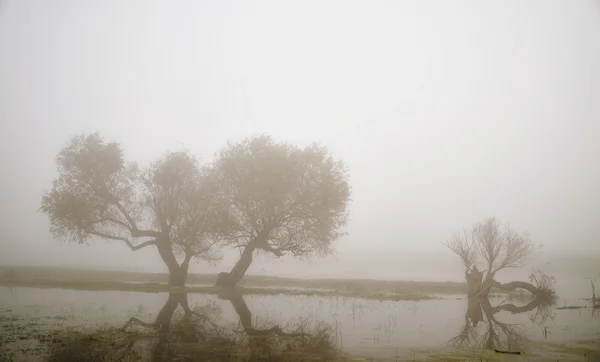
<box><xmin>0</xmin><ymin>278</ymin><xmax>440</xmax><ymax>301</ymax></box>
<box><xmin>0</xmin><ymin>264</ymin><xmax>468</xmax><ymax>301</ymax></box>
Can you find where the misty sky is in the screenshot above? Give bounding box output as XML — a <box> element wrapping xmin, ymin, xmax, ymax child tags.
<box><xmin>1</xmin><ymin>0</ymin><xmax>599</xmax><ymax>273</ymax></box>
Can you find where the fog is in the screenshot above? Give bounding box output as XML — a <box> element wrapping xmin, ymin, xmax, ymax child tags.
<box><xmin>2</xmin><ymin>2</ymin><xmax>600</xmax><ymax>361</ymax></box>
<box><xmin>1</xmin><ymin>0</ymin><xmax>600</xmax><ymax>277</ymax></box>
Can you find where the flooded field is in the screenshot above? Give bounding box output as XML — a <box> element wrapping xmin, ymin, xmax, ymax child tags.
<box><xmin>1</xmin><ymin>285</ymin><xmax>598</xmax><ymax>361</ymax></box>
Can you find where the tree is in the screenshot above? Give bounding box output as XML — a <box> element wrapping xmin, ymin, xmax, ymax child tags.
<box><xmin>448</xmin><ymin>289</ymin><xmax>555</xmax><ymax>352</ymax></box>
<box><xmin>212</xmin><ymin>135</ymin><xmax>351</xmax><ymax>287</ymax></box>
<box><xmin>40</xmin><ymin>133</ymin><xmax>227</xmax><ymax>287</ymax></box>
<box><xmin>443</xmin><ymin>217</ymin><xmax>553</xmax><ymax>299</ymax></box>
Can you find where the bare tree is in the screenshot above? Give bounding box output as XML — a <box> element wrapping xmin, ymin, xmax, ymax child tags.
<box><xmin>448</xmin><ymin>291</ymin><xmax>555</xmax><ymax>353</ymax></box>
<box><xmin>443</xmin><ymin>217</ymin><xmax>552</xmax><ymax>298</ymax></box>
<box><xmin>212</xmin><ymin>135</ymin><xmax>351</xmax><ymax>287</ymax></box>
<box><xmin>40</xmin><ymin>133</ymin><xmax>227</xmax><ymax>286</ymax></box>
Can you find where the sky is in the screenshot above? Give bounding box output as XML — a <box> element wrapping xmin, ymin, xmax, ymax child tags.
<box><xmin>0</xmin><ymin>0</ymin><xmax>599</xmax><ymax>276</ymax></box>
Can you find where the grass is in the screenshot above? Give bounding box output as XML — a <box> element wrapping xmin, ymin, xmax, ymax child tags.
<box><xmin>411</xmin><ymin>346</ymin><xmax>599</xmax><ymax>361</ymax></box>
<box><xmin>529</xmin><ymin>341</ymin><xmax>600</xmax><ymax>361</ymax></box>
<box><xmin>0</xmin><ymin>265</ymin><xmax>468</xmax><ymax>301</ymax></box>
<box><xmin>3</xmin><ymin>318</ymin><xmax>596</xmax><ymax>362</ymax></box>
<box><xmin>3</xmin><ymin>320</ymin><xmax>597</xmax><ymax>362</ymax></box>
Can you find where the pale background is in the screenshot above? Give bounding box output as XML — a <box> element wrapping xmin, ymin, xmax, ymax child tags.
<box><xmin>1</xmin><ymin>0</ymin><xmax>599</xmax><ymax>280</ymax></box>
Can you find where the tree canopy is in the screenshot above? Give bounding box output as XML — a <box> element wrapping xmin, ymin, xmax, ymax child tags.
<box><xmin>444</xmin><ymin>217</ymin><xmax>538</xmax><ymax>279</ymax></box>
<box><xmin>215</xmin><ymin>135</ymin><xmax>351</xmax><ymax>257</ymax></box>
<box><xmin>41</xmin><ymin>133</ymin><xmax>352</xmax><ymax>287</ymax></box>
<box><xmin>40</xmin><ymin>133</ymin><xmax>228</xmax><ymax>285</ymax></box>
<box><xmin>213</xmin><ymin>135</ymin><xmax>351</xmax><ymax>286</ymax></box>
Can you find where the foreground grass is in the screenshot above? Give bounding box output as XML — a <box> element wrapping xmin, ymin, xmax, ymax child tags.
<box><xmin>0</xmin><ymin>265</ymin><xmax>467</xmax><ymax>300</ymax></box>
<box><xmin>2</xmin><ymin>322</ymin><xmax>597</xmax><ymax>362</ymax></box>
<box><xmin>410</xmin><ymin>346</ymin><xmax>599</xmax><ymax>362</ymax></box>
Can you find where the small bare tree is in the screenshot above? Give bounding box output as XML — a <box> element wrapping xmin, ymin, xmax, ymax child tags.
<box><xmin>443</xmin><ymin>217</ymin><xmax>551</xmax><ymax>298</ymax></box>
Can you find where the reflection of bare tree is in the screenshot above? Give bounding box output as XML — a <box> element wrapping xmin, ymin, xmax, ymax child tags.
<box><xmin>586</xmin><ymin>278</ymin><xmax>600</xmax><ymax>319</ymax></box>
<box><xmin>122</xmin><ymin>291</ymin><xmax>223</xmax><ymax>360</ymax></box>
<box><xmin>48</xmin><ymin>291</ymin><xmax>338</xmax><ymax>361</ymax></box>
<box><xmin>444</xmin><ymin>218</ymin><xmax>560</xmax><ymax>353</ymax></box>
<box><xmin>449</xmin><ymin>295</ymin><xmax>555</xmax><ymax>352</ymax></box>
<box><xmin>219</xmin><ymin>291</ymin><xmax>337</xmax><ymax>361</ymax></box>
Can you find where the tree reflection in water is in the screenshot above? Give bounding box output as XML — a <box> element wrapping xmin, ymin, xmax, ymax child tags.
<box><xmin>49</xmin><ymin>291</ymin><xmax>339</xmax><ymax>361</ymax></box>
<box><xmin>121</xmin><ymin>291</ymin><xmax>224</xmax><ymax>359</ymax></box>
<box><xmin>448</xmin><ymin>292</ymin><xmax>556</xmax><ymax>352</ymax></box>
<box><xmin>218</xmin><ymin>292</ymin><xmax>336</xmax><ymax>361</ymax></box>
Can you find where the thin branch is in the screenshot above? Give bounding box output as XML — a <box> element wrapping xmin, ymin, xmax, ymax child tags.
<box><xmin>443</xmin><ymin>228</ymin><xmax>476</xmax><ymax>268</ymax></box>
<box><xmin>90</xmin><ymin>231</ymin><xmax>157</xmax><ymax>251</ymax></box>
<box><xmin>190</xmin><ymin>311</ymin><xmax>222</xmax><ymax>331</ymax></box>
<box><xmin>101</xmin><ymin>217</ymin><xmax>134</xmax><ymax>232</ymax></box>
<box><xmin>112</xmin><ymin>200</ymin><xmax>161</xmax><ymax>238</ymax></box>
<box><xmin>188</xmin><ymin>239</ymin><xmax>222</xmax><ymax>256</ymax></box>
<box><xmin>112</xmin><ymin>201</ymin><xmax>137</xmax><ymax>229</ymax></box>
<box><xmin>244</xmin><ymin>325</ymin><xmax>308</xmax><ymax>338</ymax></box>
<box><xmin>259</xmin><ymin>243</ymin><xmax>284</xmax><ymax>257</ymax></box>
<box><xmin>123</xmin><ymin>317</ymin><xmax>156</xmax><ymax>331</ymax></box>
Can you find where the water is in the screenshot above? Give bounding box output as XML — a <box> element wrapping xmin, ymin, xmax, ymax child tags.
<box><xmin>1</xmin><ymin>286</ymin><xmax>598</xmax><ymax>360</ymax></box>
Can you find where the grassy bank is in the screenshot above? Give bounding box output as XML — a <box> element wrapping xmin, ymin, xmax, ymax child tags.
<box><xmin>0</xmin><ymin>265</ymin><xmax>466</xmax><ymax>300</ymax></box>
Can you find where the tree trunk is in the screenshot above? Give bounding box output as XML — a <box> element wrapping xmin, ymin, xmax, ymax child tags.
<box><xmin>156</xmin><ymin>239</ymin><xmax>190</xmax><ymax>287</ymax></box>
<box><xmin>122</xmin><ymin>292</ymin><xmax>193</xmax><ymax>360</ymax></box>
<box><xmin>466</xmin><ymin>296</ymin><xmax>484</xmax><ymax>327</ymax></box>
<box><xmin>155</xmin><ymin>292</ymin><xmax>184</xmax><ymax>333</ymax></box>
<box><xmin>466</xmin><ymin>274</ymin><xmax>481</xmax><ymax>297</ymax></box>
<box><xmin>221</xmin><ymin>291</ymin><xmax>287</xmax><ymax>337</ymax></box>
<box><xmin>168</xmin><ymin>254</ymin><xmax>192</xmax><ymax>287</ymax></box>
<box><xmin>152</xmin><ymin>292</ymin><xmax>185</xmax><ymax>357</ymax></box>
<box><xmin>215</xmin><ymin>246</ymin><xmax>255</xmax><ymax>287</ymax></box>
<box><xmin>225</xmin><ymin>292</ymin><xmax>253</xmax><ymax>331</ymax></box>
<box><xmin>168</xmin><ymin>266</ymin><xmax>188</xmax><ymax>287</ymax></box>
<box><xmin>465</xmin><ymin>267</ymin><xmax>485</xmax><ymax>297</ymax></box>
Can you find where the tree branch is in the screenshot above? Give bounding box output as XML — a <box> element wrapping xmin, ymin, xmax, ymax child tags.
<box><xmin>122</xmin><ymin>317</ymin><xmax>156</xmax><ymax>331</ymax></box>
<box><xmin>492</xmin><ymin>299</ymin><xmax>541</xmax><ymax>314</ymax></box>
<box><xmin>257</xmin><ymin>242</ymin><xmax>314</xmax><ymax>257</ymax></box>
<box><xmin>243</xmin><ymin>325</ymin><xmax>308</xmax><ymax>337</ymax></box>
<box><xmin>112</xmin><ymin>200</ymin><xmax>161</xmax><ymax>238</ymax></box>
<box><xmin>190</xmin><ymin>239</ymin><xmax>222</xmax><ymax>256</ymax></box>
<box><xmin>112</xmin><ymin>201</ymin><xmax>137</xmax><ymax>229</ymax></box>
<box><xmin>102</xmin><ymin>217</ymin><xmax>134</xmax><ymax>231</ymax></box>
<box><xmin>490</xmin><ymin>280</ymin><xmax>550</xmax><ymax>298</ymax></box>
<box><xmin>260</xmin><ymin>243</ymin><xmax>284</xmax><ymax>257</ymax></box>
<box><xmin>182</xmin><ymin>253</ymin><xmax>193</xmax><ymax>267</ymax></box>
<box><xmin>443</xmin><ymin>228</ymin><xmax>476</xmax><ymax>269</ymax></box>
<box><xmin>90</xmin><ymin>231</ymin><xmax>157</xmax><ymax>251</ymax></box>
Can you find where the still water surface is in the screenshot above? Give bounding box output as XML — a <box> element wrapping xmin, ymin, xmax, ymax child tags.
<box><xmin>1</xmin><ymin>286</ymin><xmax>598</xmax><ymax>359</ymax></box>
